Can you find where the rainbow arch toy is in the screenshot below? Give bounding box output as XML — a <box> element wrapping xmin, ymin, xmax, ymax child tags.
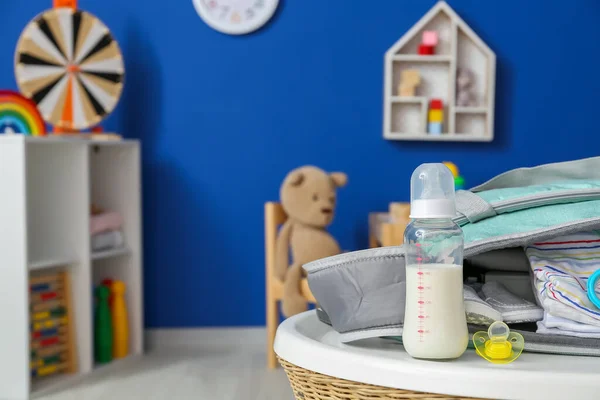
<box><xmin>0</xmin><ymin>90</ymin><xmax>46</xmax><ymax>136</ymax></box>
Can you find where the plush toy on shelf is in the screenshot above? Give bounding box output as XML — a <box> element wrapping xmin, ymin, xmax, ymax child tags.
<box><xmin>276</xmin><ymin>166</ymin><xmax>347</xmax><ymax>317</ymax></box>
<box><xmin>456</xmin><ymin>68</ymin><xmax>476</xmax><ymax>106</ymax></box>
<box><xmin>398</xmin><ymin>69</ymin><xmax>421</xmax><ymax>97</ymax></box>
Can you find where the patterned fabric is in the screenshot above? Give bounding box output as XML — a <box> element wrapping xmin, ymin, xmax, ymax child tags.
<box><xmin>526</xmin><ymin>231</ymin><xmax>600</xmax><ymax>330</ymax></box>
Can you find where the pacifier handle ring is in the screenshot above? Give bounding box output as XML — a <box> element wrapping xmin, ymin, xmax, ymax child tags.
<box><xmin>587</xmin><ymin>270</ymin><xmax>600</xmax><ymax>309</ymax></box>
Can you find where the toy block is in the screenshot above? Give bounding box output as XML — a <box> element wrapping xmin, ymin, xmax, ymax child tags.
<box><xmin>429</xmin><ymin>99</ymin><xmax>443</xmax><ymax>110</ymax></box>
<box><xmin>418</xmin><ymin>44</ymin><xmax>434</xmax><ymax>55</ymax></box>
<box><xmin>422</xmin><ymin>31</ymin><xmax>438</xmax><ymax>46</ymax></box>
<box><xmin>428</xmin><ymin>109</ymin><xmax>444</xmax><ymax>123</ymax></box>
<box><xmin>428</xmin><ymin>122</ymin><xmax>442</xmax><ymax>135</ymax></box>
<box><xmin>399</xmin><ymin>85</ymin><xmax>416</xmax><ymax>97</ymax></box>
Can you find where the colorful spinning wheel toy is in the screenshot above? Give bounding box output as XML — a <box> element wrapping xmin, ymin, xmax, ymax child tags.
<box><xmin>14</xmin><ymin>6</ymin><xmax>124</xmax><ymax>131</ymax></box>
<box><xmin>0</xmin><ymin>90</ymin><xmax>46</xmax><ymax>135</ymax></box>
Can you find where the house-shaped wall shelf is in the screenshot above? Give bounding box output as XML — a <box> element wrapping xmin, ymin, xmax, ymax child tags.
<box><xmin>383</xmin><ymin>1</ymin><xmax>496</xmax><ymax>142</ymax></box>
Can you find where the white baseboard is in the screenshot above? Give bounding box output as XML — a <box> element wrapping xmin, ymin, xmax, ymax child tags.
<box><xmin>145</xmin><ymin>327</ymin><xmax>266</xmax><ymax>350</ymax></box>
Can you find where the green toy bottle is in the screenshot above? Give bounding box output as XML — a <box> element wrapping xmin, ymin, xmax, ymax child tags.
<box><xmin>94</xmin><ymin>285</ymin><xmax>113</xmax><ymax>364</ymax></box>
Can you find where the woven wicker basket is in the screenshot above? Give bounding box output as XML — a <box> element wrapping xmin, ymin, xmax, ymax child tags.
<box><xmin>278</xmin><ymin>357</ymin><xmax>480</xmax><ymax>400</ymax></box>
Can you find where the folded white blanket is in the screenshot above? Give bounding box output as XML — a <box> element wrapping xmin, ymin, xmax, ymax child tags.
<box><xmin>537</xmin><ymin>321</ymin><xmax>600</xmax><ymax>338</ymax></box>
<box><xmin>543</xmin><ymin>312</ymin><xmax>600</xmax><ymax>333</ymax></box>
<box><xmin>92</xmin><ymin>230</ymin><xmax>124</xmax><ymax>251</ymax></box>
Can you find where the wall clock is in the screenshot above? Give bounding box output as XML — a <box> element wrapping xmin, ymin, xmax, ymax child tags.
<box><xmin>193</xmin><ymin>0</ymin><xmax>279</xmax><ymax>35</ymax></box>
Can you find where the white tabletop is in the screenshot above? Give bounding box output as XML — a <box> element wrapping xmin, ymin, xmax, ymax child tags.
<box><xmin>274</xmin><ymin>311</ymin><xmax>600</xmax><ymax>400</ymax></box>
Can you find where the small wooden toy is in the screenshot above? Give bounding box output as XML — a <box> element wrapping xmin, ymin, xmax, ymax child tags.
<box><xmin>443</xmin><ymin>162</ymin><xmax>466</xmax><ymax>189</ymax></box>
<box><xmin>422</xmin><ymin>31</ymin><xmax>439</xmax><ymax>46</ymax></box>
<box><xmin>102</xmin><ymin>278</ymin><xmax>114</xmax><ymax>307</ymax></box>
<box><xmin>418</xmin><ymin>44</ymin><xmax>435</xmax><ymax>55</ymax></box>
<box><xmin>428</xmin><ymin>122</ymin><xmax>442</xmax><ymax>135</ymax></box>
<box><xmin>94</xmin><ymin>285</ymin><xmax>113</xmax><ymax>364</ymax></box>
<box><xmin>111</xmin><ymin>281</ymin><xmax>129</xmax><ymax>359</ymax></box>
<box><xmin>428</xmin><ymin>109</ymin><xmax>443</xmax><ymax>123</ymax></box>
<box><xmin>398</xmin><ymin>69</ymin><xmax>421</xmax><ymax>97</ymax></box>
<box><xmin>428</xmin><ymin>99</ymin><xmax>444</xmax><ymax>134</ymax></box>
<box><xmin>456</xmin><ymin>68</ymin><xmax>476</xmax><ymax>106</ymax></box>
<box><xmin>430</xmin><ymin>99</ymin><xmax>443</xmax><ymax>109</ymax></box>
<box><xmin>29</xmin><ymin>270</ymin><xmax>77</xmax><ymax>380</ymax></box>
<box><xmin>443</xmin><ymin>161</ymin><xmax>459</xmax><ymax>177</ymax></box>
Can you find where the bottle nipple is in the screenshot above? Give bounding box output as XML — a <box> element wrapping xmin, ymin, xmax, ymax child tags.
<box><xmin>473</xmin><ymin>321</ymin><xmax>524</xmax><ymax>364</ymax></box>
<box><xmin>409</xmin><ymin>163</ymin><xmax>456</xmax><ymax>219</ymax></box>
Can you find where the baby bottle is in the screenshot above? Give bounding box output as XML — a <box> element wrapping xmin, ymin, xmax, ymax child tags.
<box><xmin>402</xmin><ymin>163</ymin><xmax>468</xmax><ymax>359</ymax></box>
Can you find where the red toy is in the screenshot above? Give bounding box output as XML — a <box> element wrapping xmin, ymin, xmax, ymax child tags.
<box><xmin>429</xmin><ymin>99</ymin><xmax>444</xmax><ymax>109</ymax></box>
<box><xmin>417</xmin><ymin>30</ymin><xmax>438</xmax><ymax>55</ymax></box>
<box><xmin>418</xmin><ymin>44</ymin><xmax>435</xmax><ymax>55</ymax></box>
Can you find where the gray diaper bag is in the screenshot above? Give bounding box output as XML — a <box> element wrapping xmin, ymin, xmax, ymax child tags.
<box><xmin>304</xmin><ymin>157</ymin><xmax>600</xmax><ymax>356</ymax></box>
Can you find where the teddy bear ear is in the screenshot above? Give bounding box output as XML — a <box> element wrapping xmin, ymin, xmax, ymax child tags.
<box><xmin>330</xmin><ymin>172</ymin><xmax>348</xmax><ymax>187</ymax></box>
<box><xmin>287</xmin><ymin>171</ymin><xmax>305</xmax><ymax>187</ymax></box>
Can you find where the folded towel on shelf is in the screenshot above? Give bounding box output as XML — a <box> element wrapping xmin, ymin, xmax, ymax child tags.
<box><xmin>526</xmin><ymin>231</ymin><xmax>600</xmax><ymax>335</ymax></box>
<box><xmin>90</xmin><ymin>211</ymin><xmax>123</xmax><ymax>235</ymax></box>
<box><xmin>92</xmin><ymin>230</ymin><xmax>124</xmax><ymax>251</ymax></box>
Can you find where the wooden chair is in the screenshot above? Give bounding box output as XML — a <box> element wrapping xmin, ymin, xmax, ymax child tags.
<box><xmin>368</xmin><ymin>203</ymin><xmax>410</xmax><ymax>248</ymax></box>
<box><xmin>265</xmin><ymin>202</ymin><xmax>316</xmax><ymax>369</ymax></box>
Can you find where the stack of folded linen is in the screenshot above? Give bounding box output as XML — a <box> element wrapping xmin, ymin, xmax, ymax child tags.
<box><xmin>526</xmin><ymin>231</ymin><xmax>600</xmax><ymax>337</ymax></box>
<box><xmin>90</xmin><ymin>211</ymin><xmax>125</xmax><ymax>252</ymax></box>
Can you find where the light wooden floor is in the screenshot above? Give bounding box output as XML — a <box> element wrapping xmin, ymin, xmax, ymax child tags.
<box><xmin>38</xmin><ymin>331</ymin><xmax>294</xmax><ymax>400</ymax></box>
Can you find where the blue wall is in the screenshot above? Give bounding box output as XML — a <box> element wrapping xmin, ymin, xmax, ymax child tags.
<box><xmin>2</xmin><ymin>0</ymin><xmax>600</xmax><ymax>327</ymax></box>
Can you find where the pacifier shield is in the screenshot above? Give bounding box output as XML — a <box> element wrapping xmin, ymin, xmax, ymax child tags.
<box><xmin>474</xmin><ymin>321</ymin><xmax>524</xmax><ymax>364</ymax></box>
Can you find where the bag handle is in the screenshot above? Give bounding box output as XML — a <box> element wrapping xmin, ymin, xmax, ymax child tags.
<box><xmin>455</xmin><ymin>190</ymin><xmax>497</xmax><ymax>224</ymax></box>
<box><xmin>471</xmin><ymin>157</ymin><xmax>600</xmax><ymax>193</ymax></box>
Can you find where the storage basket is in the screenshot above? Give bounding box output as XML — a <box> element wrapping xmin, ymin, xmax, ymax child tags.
<box><xmin>278</xmin><ymin>357</ymin><xmax>479</xmax><ymax>400</ymax></box>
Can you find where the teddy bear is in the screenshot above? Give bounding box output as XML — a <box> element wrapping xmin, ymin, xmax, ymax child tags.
<box><xmin>275</xmin><ymin>166</ymin><xmax>347</xmax><ymax>317</ymax></box>
<box><xmin>456</xmin><ymin>67</ymin><xmax>476</xmax><ymax>107</ymax></box>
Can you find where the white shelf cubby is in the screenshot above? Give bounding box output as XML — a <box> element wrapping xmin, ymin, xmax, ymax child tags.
<box><xmin>0</xmin><ymin>136</ymin><xmax>143</xmax><ymax>400</ymax></box>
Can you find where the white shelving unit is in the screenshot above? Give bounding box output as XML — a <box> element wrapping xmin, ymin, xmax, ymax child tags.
<box><xmin>383</xmin><ymin>1</ymin><xmax>496</xmax><ymax>142</ymax></box>
<box><xmin>0</xmin><ymin>136</ymin><xmax>143</xmax><ymax>400</ymax></box>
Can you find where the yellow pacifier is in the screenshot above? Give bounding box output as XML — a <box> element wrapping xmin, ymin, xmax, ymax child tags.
<box><xmin>473</xmin><ymin>321</ymin><xmax>524</xmax><ymax>364</ymax></box>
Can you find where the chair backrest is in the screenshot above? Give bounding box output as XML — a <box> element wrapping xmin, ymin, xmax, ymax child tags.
<box><xmin>265</xmin><ymin>202</ymin><xmax>287</xmax><ymax>282</ymax></box>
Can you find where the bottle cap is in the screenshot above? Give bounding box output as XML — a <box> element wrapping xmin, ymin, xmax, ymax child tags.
<box><xmin>409</xmin><ymin>163</ymin><xmax>456</xmax><ymax>219</ymax></box>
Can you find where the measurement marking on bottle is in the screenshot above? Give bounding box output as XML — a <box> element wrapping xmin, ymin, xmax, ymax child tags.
<box><xmin>416</xmin><ymin>240</ymin><xmax>428</xmax><ymax>342</ymax></box>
